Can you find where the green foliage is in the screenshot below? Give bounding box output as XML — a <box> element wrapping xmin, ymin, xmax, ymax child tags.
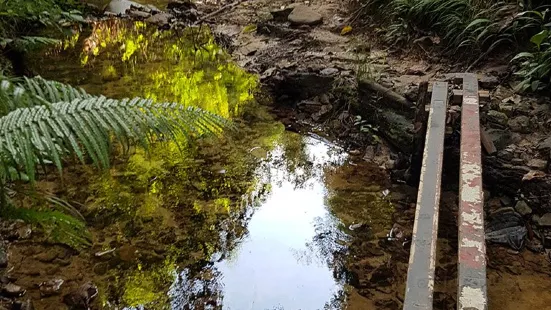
<box><xmin>0</xmin><ymin>0</ymin><xmax>84</xmax><ymax>57</ymax></box>
<box><xmin>359</xmin><ymin>0</ymin><xmax>521</xmax><ymax>56</ymax></box>
<box><xmin>511</xmin><ymin>9</ymin><xmax>551</xmax><ymax>91</ymax></box>
<box><xmin>0</xmin><ymin>75</ymin><xmax>231</xmax><ymax>248</ymax></box>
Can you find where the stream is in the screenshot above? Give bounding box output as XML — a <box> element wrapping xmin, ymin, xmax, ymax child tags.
<box><xmin>19</xmin><ymin>19</ymin><xmax>397</xmax><ymax>309</ymax></box>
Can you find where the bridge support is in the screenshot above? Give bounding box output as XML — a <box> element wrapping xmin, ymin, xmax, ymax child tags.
<box><xmin>458</xmin><ymin>74</ymin><xmax>488</xmax><ymax>310</ymax></box>
<box><xmin>403</xmin><ymin>74</ymin><xmax>488</xmax><ymax>310</ymax></box>
<box><xmin>403</xmin><ymin>81</ymin><xmax>448</xmax><ymax>310</ymax></box>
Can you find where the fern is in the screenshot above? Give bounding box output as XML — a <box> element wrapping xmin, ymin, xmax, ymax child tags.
<box><xmin>0</xmin><ymin>76</ymin><xmax>232</xmax><ymax>248</ymax></box>
<box><xmin>0</xmin><ymin>93</ymin><xmax>230</xmax><ymax>182</ymax></box>
<box><xmin>0</xmin><ymin>76</ymin><xmax>90</xmax><ymax>116</ymax></box>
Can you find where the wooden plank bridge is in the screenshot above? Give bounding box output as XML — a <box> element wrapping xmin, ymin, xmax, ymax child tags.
<box><xmin>403</xmin><ymin>73</ymin><xmax>488</xmax><ymax>310</ymax></box>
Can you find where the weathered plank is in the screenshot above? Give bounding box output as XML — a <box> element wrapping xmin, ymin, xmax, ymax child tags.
<box><xmin>458</xmin><ymin>73</ymin><xmax>488</xmax><ymax>310</ymax></box>
<box><xmin>403</xmin><ymin>81</ymin><xmax>448</xmax><ymax>310</ymax></box>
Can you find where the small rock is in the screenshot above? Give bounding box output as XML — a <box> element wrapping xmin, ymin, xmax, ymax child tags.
<box><xmin>348</xmin><ymin>223</ymin><xmax>365</xmax><ymax>231</ymax></box>
<box><xmin>538</xmin><ymin>213</ymin><xmax>551</xmax><ymax>226</ymax></box>
<box><xmin>288</xmin><ymin>5</ymin><xmax>323</xmax><ymax>26</ymax></box>
<box><xmin>145</xmin><ymin>12</ymin><xmax>173</xmax><ymax>26</ymax></box>
<box><xmin>63</xmin><ymin>282</ymin><xmax>98</xmax><ymax>310</ymax></box>
<box><xmin>479</xmin><ymin>75</ymin><xmax>499</xmax><ymax>89</ymax></box>
<box><xmin>128</xmin><ymin>9</ymin><xmax>151</xmax><ymax>19</ymax></box>
<box><xmin>106</xmin><ymin>0</ymin><xmax>144</xmax><ymax>15</ymax></box>
<box><xmin>514</xmin><ymin>200</ymin><xmax>532</xmax><ymax>216</ymax></box>
<box><xmin>13</xmin><ymin>299</ymin><xmax>34</xmax><ymax>310</ymax></box>
<box><xmin>320</xmin><ymin>67</ymin><xmax>339</xmax><ymax>76</ymax></box>
<box><xmin>516</xmin><ymin>101</ymin><xmax>532</xmax><ymax>115</ymax></box>
<box><xmin>499</xmin><ymin>102</ymin><xmax>514</xmax><ymax>116</ymax></box>
<box><xmin>270</xmin><ymin>7</ymin><xmax>294</xmax><ymax>21</ymax></box>
<box><xmin>527</xmin><ymin>158</ymin><xmax>547</xmax><ymax>170</ymax></box>
<box><xmin>2</xmin><ymin>283</ymin><xmax>25</xmax><ymax>297</ymax></box>
<box><xmin>39</xmin><ymin>279</ymin><xmax>64</xmax><ymax>297</ymax></box>
<box><xmin>36</xmin><ymin>251</ymin><xmax>58</xmax><ymax>263</ymax></box>
<box><xmin>486</xmin><ymin>110</ymin><xmax>508</xmax><ymax>126</ymax></box>
<box><xmin>486</xmin><ymin>129</ymin><xmax>512</xmax><ymax>150</ymax></box>
<box><xmin>537</xmin><ymin>136</ymin><xmax>551</xmax><ymax>152</ymax></box>
<box><xmin>508</xmin><ymin>116</ymin><xmax>531</xmax><ymax>133</ymax></box>
<box><xmin>0</xmin><ymin>244</ymin><xmax>7</xmax><ymax>268</ymax></box>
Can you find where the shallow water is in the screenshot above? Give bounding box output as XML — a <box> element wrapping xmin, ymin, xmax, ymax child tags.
<box><xmin>24</xmin><ymin>20</ymin><xmax>395</xmax><ymax>309</ymax></box>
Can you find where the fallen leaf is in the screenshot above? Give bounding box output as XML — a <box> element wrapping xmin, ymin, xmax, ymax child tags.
<box><xmin>341</xmin><ymin>25</ymin><xmax>353</xmax><ymax>36</ymax></box>
<box><xmin>522</xmin><ymin>170</ymin><xmax>546</xmax><ymax>181</ymax></box>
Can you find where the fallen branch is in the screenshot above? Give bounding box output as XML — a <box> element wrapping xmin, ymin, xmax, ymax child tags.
<box><xmin>194</xmin><ymin>0</ymin><xmax>248</xmax><ymax>24</ymax></box>
<box><xmin>360</xmin><ymin>79</ymin><xmax>414</xmax><ymax>111</ymax></box>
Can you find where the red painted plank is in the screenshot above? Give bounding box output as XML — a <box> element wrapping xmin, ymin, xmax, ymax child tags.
<box><xmin>458</xmin><ymin>74</ymin><xmax>488</xmax><ymax>310</ymax></box>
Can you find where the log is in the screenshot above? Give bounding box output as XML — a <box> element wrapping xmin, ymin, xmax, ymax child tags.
<box><xmin>359</xmin><ymin>79</ymin><xmax>415</xmax><ymax>112</ymax></box>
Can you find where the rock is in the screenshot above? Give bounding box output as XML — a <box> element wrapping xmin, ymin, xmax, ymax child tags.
<box><xmin>63</xmin><ymin>282</ymin><xmax>98</xmax><ymax>310</ymax></box>
<box><xmin>320</xmin><ymin>67</ymin><xmax>339</xmax><ymax>76</ymax></box>
<box><xmin>39</xmin><ymin>279</ymin><xmax>64</xmax><ymax>297</ymax></box>
<box><xmin>499</xmin><ymin>101</ymin><xmax>514</xmax><ymax>116</ymax></box>
<box><xmin>486</xmin><ymin>129</ymin><xmax>511</xmax><ymax>151</ymax></box>
<box><xmin>2</xmin><ymin>283</ymin><xmax>25</xmax><ymax>297</ymax></box>
<box><xmin>0</xmin><ymin>244</ymin><xmax>7</xmax><ymax>268</ymax></box>
<box><xmin>288</xmin><ymin>5</ymin><xmax>323</xmax><ymax>26</ymax></box>
<box><xmin>508</xmin><ymin>116</ymin><xmax>530</xmax><ymax>133</ymax></box>
<box><xmin>145</xmin><ymin>12</ymin><xmax>173</xmax><ymax>26</ymax></box>
<box><xmin>270</xmin><ymin>7</ymin><xmax>294</xmax><ymax>21</ymax></box>
<box><xmin>106</xmin><ymin>0</ymin><xmax>144</xmax><ymax>15</ymax></box>
<box><xmin>514</xmin><ymin>200</ymin><xmax>532</xmax><ymax>216</ymax></box>
<box><xmin>537</xmin><ymin>136</ymin><xmax>551</xmax><ymax>152</ymax></box>
<box><xmin>36</xmin><ymin>251</ymin><xmax>58</xmax><ymax>263</ymax></box>
<box><xmin>128</xmin><ymin>9</ymin><xmax>151</xmax><ymax>19</ymax></box>
<box><xmin>348</xmin><ymin>223</ymin><xmax>365</xmax><ymax>231</ymax></box>
<box><xmin>516</xmin><ymin>101</ymin><xmax>532</xmax><ymax>115</ymax></box>
<box><xmin>527</xmin><ymin>158</ymin><xmax>547</xmax><ymax>170</ymax></box>
<box><xmin>538</xmin><ymin>213</ymin><xmax>551</xmax><ymax>226</ymax></box>
<box><xmin>486</xmin><ymin>110</ymin><xmax>508</xmax><ymax>126</ymax></box>
<box><xmin>13</xmin><ymin>299</ymin><xmax>33</xmax><ymax>310</ymax></box>
<box><xmin>479</xmin><ymin>75</ymin><xmax>499</xmax><ymax>89</ymax></box>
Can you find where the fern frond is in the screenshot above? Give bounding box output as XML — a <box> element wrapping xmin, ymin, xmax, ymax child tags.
<box><xmin>0</xmin><ymin>96</ymin><xmax>230</xmax><ymax>181</ymax></box>
<box><xmin>0</xmin><ymin>76</ymin><xmax>90</xmax><ymax>116</ymax></box>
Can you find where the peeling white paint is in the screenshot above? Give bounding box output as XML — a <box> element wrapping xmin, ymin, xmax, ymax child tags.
<box><xmin>461</xmin><ymin>211</ymin><xmax>482</xmax><ymax>225</ymax></box>
<box><xmin>463</xmin><ymin>97</ymin><xmax>478</xmax><ymax>106</ymax></box>
<box><xmin>461</xmin><ymin>184</ymin><xmax>482</xmax><ymax>204</ymax></box>
<box><xmin>459</xmin><ymin>286</ymin><xmax>486</xmax><ymax>310</ymax></box>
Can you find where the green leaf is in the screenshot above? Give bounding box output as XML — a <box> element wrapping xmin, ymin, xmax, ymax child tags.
<box><xmin>531</xmin><ymin>30</ymin><xmax>549</xmax><ymax>50</ymax></box>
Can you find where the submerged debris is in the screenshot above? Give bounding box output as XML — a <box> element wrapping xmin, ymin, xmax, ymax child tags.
<box><xmin>486</xmin><ymin>208</ymin><xmax>527</xmax><ymax>251</ymax></box>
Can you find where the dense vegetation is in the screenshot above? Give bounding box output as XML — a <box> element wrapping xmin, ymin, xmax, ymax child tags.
<box><xmin>356</xmin><ymin>0</ymin><xmax>551</xmax><ymax>91</ymax></box>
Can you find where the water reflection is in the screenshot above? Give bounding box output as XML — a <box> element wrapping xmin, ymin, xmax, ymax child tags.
<box><xmin>28</xmin><ymin>18</ymin><xmax>393</xmax><ymax>310</ymax></box>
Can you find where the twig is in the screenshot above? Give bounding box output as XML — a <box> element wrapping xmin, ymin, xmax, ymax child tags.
<box><xmin>194</xmin><ymin>0</ymin><xmax>248</xmax><ymax>24</ymax></box>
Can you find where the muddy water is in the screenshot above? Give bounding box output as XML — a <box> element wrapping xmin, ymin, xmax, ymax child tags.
<box><xmin>23</xmin><ymin>20</ymin><xmax>397</xmax><ymax>309</ymax></box>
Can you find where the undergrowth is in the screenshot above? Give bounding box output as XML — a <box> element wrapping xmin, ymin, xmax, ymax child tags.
<box><xmin>355</xmin><ymin>0</ymin><xmax>551</xmax><ymax>91</ymax></box>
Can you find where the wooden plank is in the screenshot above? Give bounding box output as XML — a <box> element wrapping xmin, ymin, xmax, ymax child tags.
<box><xmin>403</xmin><ymin>81</ymin><xmax>448</xmax><ymax>310</ymax></box>
<box><xmin>458</xmin><ymin>73</ymin><xmax>488</xmax><ymax>310</ymax></box>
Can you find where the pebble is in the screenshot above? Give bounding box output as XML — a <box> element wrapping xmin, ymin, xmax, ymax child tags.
<box><xmin>288</xmin><ymin>5</ymin><xmax>323</xmax><ymax>25</ymax></box>
<box><xmin>63</xmin><ymin>282</ymin><xmax>98</xmax><ymax>309</ymax></box>
<box><xmin>514</xmin><ymin>200</ymin><xmax>532</xmax><ymax>216</ymax></box>
<box><xmin>538</xmin><ymin>213</ymin><xmax>551</xmax><ymax>226</ymax></box>
<box><xmin>145</xmin><ymin>12</ymin><xmax>174</xmax><ymax>26</ymax></box>
<box><xmin>527</xmin><ymin>158</ymin><xmax>548</xmax><ymax>170</ymax></box>
<box><xmin>320</xmin><ymin>67</ymin><xmax>339</xmax><ymax>76</ymax></box>
<box><xmin>508</xmin><ymin>116</ymin><xmax>531</xmax><ymax>133</ymax></box>
<box><xmin>487</xmin><ymin>110</ymin><xmax>508</xmax><ymax>126</ymax></box>
<box><xmin>39</xmin><ymin>279</ymin><xmax>64</xmax><ymax>297</ymax></box>
<box><xmin>2</xmin><ymin>283</ymin><xmax>26</xmax><ymax>297</ymax></box>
